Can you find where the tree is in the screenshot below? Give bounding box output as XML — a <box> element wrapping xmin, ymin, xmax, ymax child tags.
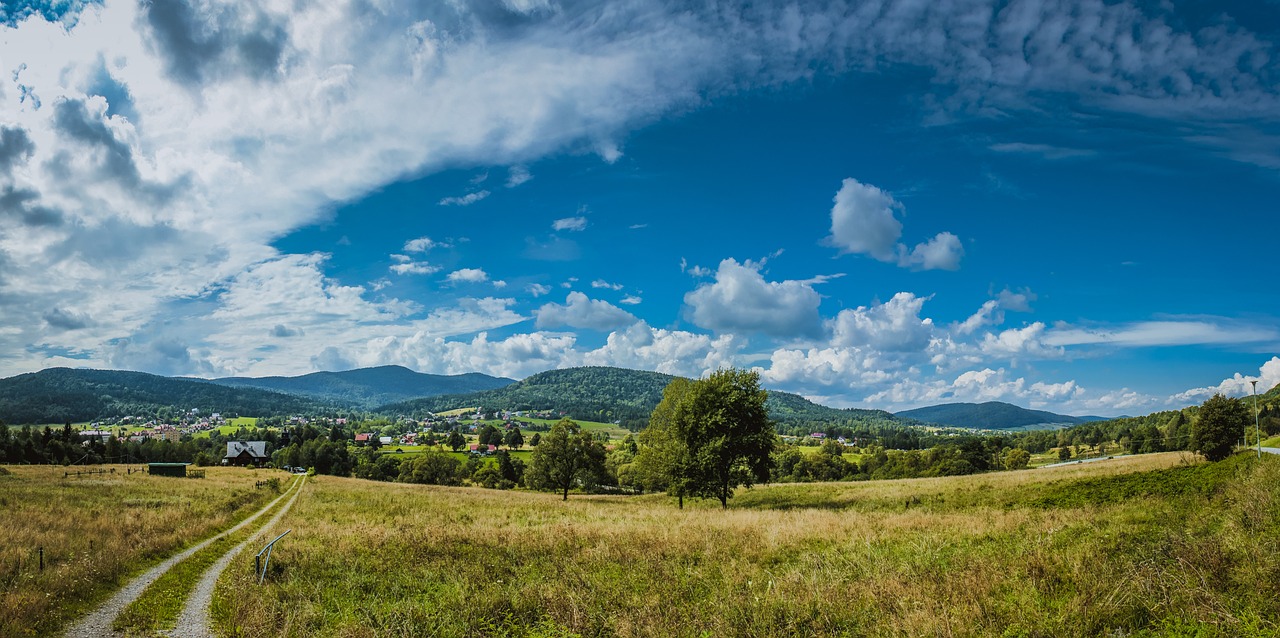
<box><xmin>399</xmin><ymin>450</ymin><xmax>461</xmax><ymax>485</ymax></box>
<box><xmin>1058</xmin><ymin>446</ymin><xmax>1072</xmax><ymax>461</ymax></box>
<box><xmin>1191</xmin><ymin>393</ymin><xmax>1250</xmax><ymax>462</ymax></box>
<box><xmin>504</xmin><ymin>428</ymin><xmax>524</xmax><ymax>449</ymax></box>
<box><xmin>446</xmin><ymin>428</ymin><xmax>466</xmax><ymax>452</ymax></box>
<box><xmin>524</xmin><ymin>418</ymin><xmax>606</xmax><ymax>500</ymax></box>
<box><xmin>636</xmin><ymin>369</ymin><xmax>776</xmax><ymax>509</ymax></box>
<box><xmin>1002</xmin><ymin>448</ymin><xmax>1030</xmax><ymax>470</ymax></box>
<box><xmin>529</xmin><ymin>432</ymin><xmax>541</xmax><ymax>447</ymax></box>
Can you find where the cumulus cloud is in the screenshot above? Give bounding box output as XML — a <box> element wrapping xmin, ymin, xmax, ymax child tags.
<box><xmin>1172</xmin><ymin>356</ymin><xmax>1280</xmax><ymax>404</ymax></box>
<box><xmin>683</xmin><ymin>258</ymin><xmax>824</xmax><ymax>339</ymax></box>
<box><xmin>619</xmin><ymin>295</ymin><xmax>641</xmax><ymax>305</ymax></box>
<box><xmin>956</xmin><ymin>287</ymin><xmax>1036</xmax><ymax>334</ymax></box>
<box><xmin>824</xmin><ymin>178</ymin><xmax>963</xmax><ymax>271</ymax></box>
<box><xmin>591</xmin><ymin>279</ymin><xmax>623</xmax><ymax>291</ymax></box>
<box><xmin>526</xmin><ymin>283</ymin><xmax>551</xmax><ymax>297</ymax></box>
<box><xmin>535</xmin><ymin>291</ymin><xmax>636</xmax><ymax>331</ymax></box>
<box><xmin>552</xmin><ymin>216</ymin><xmax>588</xmax><ymax>232</ymax></box>
<box><xmin>829</xmin><ymin>292</ymin><xmax>935</xmax><ymax>352</ymax></box>
<box><xmin>445</xmin><ymin>268</ymin><xmax>490</xmax><ymax>284</ymax></box>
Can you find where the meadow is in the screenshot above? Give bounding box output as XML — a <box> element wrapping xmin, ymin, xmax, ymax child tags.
<box><xmin>0</xmin><ymin>464</ymin><xmax>286</xmax><ymax>636</ymax></box>
<box><xmin>211</xmin><ymin>452</ymin><xmax>1280</xmax><ymax>637</ymax></box>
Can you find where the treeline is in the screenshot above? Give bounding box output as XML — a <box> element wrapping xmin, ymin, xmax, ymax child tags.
<box><xmin>0</xmin><ymin>423</ymin><xmax>283</xmax><ymax>466</ymax></box>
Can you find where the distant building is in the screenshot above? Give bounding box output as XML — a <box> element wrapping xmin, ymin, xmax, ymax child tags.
<box><xmin>223</xmin><ymin>441</ymin><xmax>270</xmax><ymax>466</ymax></box>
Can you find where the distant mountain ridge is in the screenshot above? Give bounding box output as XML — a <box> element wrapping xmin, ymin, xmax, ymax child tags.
<box><xmin>0</xmin><ymin>368</ymin><xmax>327</xmax><ymax>424</ymax></box>
<box><xmin>895</xmin><ymin>401</ymin><xmax>1109</xmax><ymax>430</ymax></box>
<box><xmin>380</xmin><ymin>366</ymin><xmax>907</xmax><ymax>431</ymax></box>
<box><xmin>211</xmin><ymin>365</ymin><xmax>514</xmax><ymax>408</ymax></box>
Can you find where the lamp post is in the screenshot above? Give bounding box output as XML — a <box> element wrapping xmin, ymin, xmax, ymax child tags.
<box><xmin>1252</xmin><ymin>380</ymin><xmax>1262</xmax><ymax>459</ymax></box>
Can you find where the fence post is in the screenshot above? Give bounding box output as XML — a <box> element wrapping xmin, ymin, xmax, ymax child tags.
<box><xmin>38</xmin><ymin>547</ymin><xmax>43</xmax><ymax>572</ymax></box>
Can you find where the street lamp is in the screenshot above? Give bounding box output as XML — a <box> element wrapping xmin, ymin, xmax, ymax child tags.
<box><xmin>1252</xmin><ymin>380</ymin><xmax>1261</xmax><ymax>459</ymax></box>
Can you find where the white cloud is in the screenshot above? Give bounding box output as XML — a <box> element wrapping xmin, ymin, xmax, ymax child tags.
<box><xmin>552</xmin><ymin>216</ymin><xmax>588</xmax><ymax>232</ymax></box>
<box><xmin>956</xmin><ymin>288</ymin><xmax>1036</xmax><ymax>335</ymax></box>
<box><xmin>526</xmin><ymin>283</ymin><xmax>551</xmax><ymax>297</ymax></box>
<box><xmin>506</xmin><ymin>165</ymin><xmax>532</xmax><ymax>187</ymax></box>
<box><xmin>681</xmin><ymin>258</ymin><xmax>712</xmax><ymax>278</ymax></box>
<box><xmin>591</xmin><ymin>279</ymin><xmax>623</xmax><ymax>291</ymax></box>
<box><xmin>683</xmin><ymin>258</ymin><xmax>823</xmax><ymax>338</ymax></box>
<box><xmin>619</xmin><ymin>295</ymin><xmax>642</xmax><ymax>305</ymax></box>
<box><xmin>829</xmin><ymin>292</ymin><xmax>935</xmax><ymax>352</ymax></box>
<box><xmin>825</xmin><ymin>178</ymin><xmax>902</xmax><ymax>261</ymax></box>
<box><xmin>438</xmin><ymin>190</ymin><xmax>490</xmax><ymax>206</ymax></box>
<box><xmin>404</xmin><ymin>236</ymin><xmax>449</xmax><ymax>253</ymax></box>
<box><xmin>824</xmin><ymin>178</ymin><xmax>963</xmax><ymax>271</ymax></box>
<box><xmin>446</xmin><ymin>268</ymin><xmax>490</xmax><ymax>284</ymax></box>
<box><xmin>898</xmin><ymin>231</ymin><xmax>964</xmax><ymax>271</ymax></box>
<box><xmin>1045</xmin><ymin>319</ymin><xmax>1280</xmax><ymax>348</ymax></box>
<box><xmin>979</xmin><ymin>322</ymin><xmax>1063</xmax><ymax>359</ymax></box>
<box><xmin>535</xmin><ymin>291</ymin><xmax>636</xmax><ymax>331</ymax></box>
<box><xmin>581</xmin><ymin>321</ymin><xmax>739</xmax><ymax>378</ymax></box>
<box><xmin>1172</xmin><ymin>356</ymin><xmax>1280</xmax><ymax>404</ymax></box>
<box><xmin>390</xmin><ymin>261</ymin><xmax>441</xmax><ymax>275</ymax></box>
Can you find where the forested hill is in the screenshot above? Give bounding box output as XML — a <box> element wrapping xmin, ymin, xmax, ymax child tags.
<box><xmin>379</xmin><ymin>365</ymin><xmax>912</xmax><ymax>433</ymax></box>
<box><xmin>0</xmin><ymin>368</ymin><xmax>328</xmax><ymax>424</ymax></box>
<box><xmin>895</xmin><ymin>401</ymin><xmax>1108</xmax><ymax>430</ymax></box>
<box><xmin>211</xmin><ymin>365</ymin><xmax>513</xmax><ymax>408</ymax></box>
<box><xmin>380</xmin><ymin>366</ymin><xmax>676</xmax><ymax>425</ymax></box>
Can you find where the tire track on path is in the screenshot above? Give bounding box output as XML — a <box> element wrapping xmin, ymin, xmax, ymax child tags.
<box><xmin>168</xmin><ymin>475</ymin><xmax>306</xmax><ymax>638</ymax></box>
<box><xmin>63</xmin><ymin>475</ymin><xmax>303</xmax><ymax>638</ymax></box>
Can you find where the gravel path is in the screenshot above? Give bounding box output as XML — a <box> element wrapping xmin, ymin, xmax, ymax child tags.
<box><xmin>63</xmin><ymin>476</ymin><xmax>304</xmax><ymax>638</ymax></box>
<box><xmin>168</xmin><ymin>476</ymin><xmax>306</xmax><ymax>638</ymax></box>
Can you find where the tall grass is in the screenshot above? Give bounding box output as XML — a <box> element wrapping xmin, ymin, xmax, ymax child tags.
<box><xmin>0</xmin><ymin>465</ymin><xmax>284</xmax><ymax>636</ymax></box>
<box><xmin>212</xmin><ymin>452</ymin><xmax>1280</xmax><ymax>637</ymax></box>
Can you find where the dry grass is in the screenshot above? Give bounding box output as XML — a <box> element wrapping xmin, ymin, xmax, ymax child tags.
<box><xmin>213</xmin><ymin>452</ymin><xmax>1280</xmax><ymax>637</ymax></box>
<box><xmin>0</xmin><ymin>464</ymin><xmax>285</xmax><ymax>636</ymax></box>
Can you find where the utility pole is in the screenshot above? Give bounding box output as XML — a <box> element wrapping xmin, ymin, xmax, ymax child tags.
<box><xmin>1252</xmin><ymin>380</ymin><xmax>1262</xmax><ymax>459</ymax></box>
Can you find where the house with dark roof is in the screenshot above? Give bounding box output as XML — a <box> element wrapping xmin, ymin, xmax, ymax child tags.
<box><xmin>223</xmin><ymin>441</ymin><xmax>270</xmax><ymax>467</ymax></box>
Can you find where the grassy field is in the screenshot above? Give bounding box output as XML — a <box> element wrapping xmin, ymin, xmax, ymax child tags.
<box><xmin>210</xmin><ymin>452</ymin><xmax>1280</xmax><ymax>637</ymax></box>
<box><xmin>0</xmin><ymin>465</ymin><xmax>287</xmax><ymax>636</ymax></box>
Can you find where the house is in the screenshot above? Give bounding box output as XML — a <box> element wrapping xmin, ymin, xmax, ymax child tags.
<box><xmin>223</xmin><ymin>441</ymin><xmax>270</xmax><ymax>466</ymax></box>
<box><xmin>355</xmin><ymin>433</ymin><xmax>373</xmax><ymax>444</ymax></box>
<box><xmin>379</xmin><ymin>436</ymin><xmax>393</xmax><ymax>445</ymax></box>
<box><xmin>468</xmin><ymin>444</ymin><xmax>498</xmax><ymax>455</ymax></box>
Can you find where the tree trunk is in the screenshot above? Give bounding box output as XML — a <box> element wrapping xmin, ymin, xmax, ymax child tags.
<box><xmin>563</xmin><ymin>484</ymin><xmax>569</xmax><ymax>500</ymax></box>
<box><xmin>678</xmin><ymin>493</ymin><xmax>683</xmax><ymax>509</ymax></box>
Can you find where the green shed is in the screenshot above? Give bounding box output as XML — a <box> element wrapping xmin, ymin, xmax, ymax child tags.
<box><xmin>148</xmin><ymin>462</ymin><xmax>189</xmax><ymax>477</ymax></box>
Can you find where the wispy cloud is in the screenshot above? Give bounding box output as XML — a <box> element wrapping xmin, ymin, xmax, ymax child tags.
<box><xmin>552</xmin><ymin>216</ymin><xmax>588</xmax><ymax>232</ymax></box>
<box><xmin>439</xmin><ymin>191</ymin><xmax>490</xmax><ymax>206</ymax></box>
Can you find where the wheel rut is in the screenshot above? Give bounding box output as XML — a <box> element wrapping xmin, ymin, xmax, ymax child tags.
<box><xmin>63</xmin><ymin>475</ymin><xmax>304</xmax><ymax>638</ymax></box>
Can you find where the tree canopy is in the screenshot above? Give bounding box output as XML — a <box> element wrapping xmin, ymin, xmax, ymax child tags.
<box><xmin>1191</xmin><ymin>393</ymin><xmax>1249</xmax><ymax>462</ymax></box>
<box><xmin>634</xmin><ymin>368</ymin><xmax>776</xmax><ymax>509</ymax></box>
<box><xmin>524</xmin><ymin>418</ymin><xmax>607</xmax><ymax>500</ymax></box>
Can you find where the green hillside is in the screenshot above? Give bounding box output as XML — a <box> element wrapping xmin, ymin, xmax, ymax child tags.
<box><xmin>380</xmin><ymin>365</ymin><xmax>911</xmax><ymax>433</ymax></box>
<box><xmin>0</xmin><ymin>368</ymin><xmax>327</xmax><ymax>424</ymax></box>
<box><xmin>211</xmin><ymin>365</ymin><xmax>513</xmax><ymax>407</ymax></box>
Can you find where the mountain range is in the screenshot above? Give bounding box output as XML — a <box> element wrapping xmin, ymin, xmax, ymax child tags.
<box><xmin>210</xmin><ymin>365</ymin><xmax>513</xmax><ymax>408</ymax></box>
<box><xmin>0</xmin><ymin>365</ymin><xmax>1109</xmax><ymax>432</ymax></box>
<box><xmin>895</xmin><ymin>402</ymin><xmax>1112</xmax><ymax>430</ymax></box>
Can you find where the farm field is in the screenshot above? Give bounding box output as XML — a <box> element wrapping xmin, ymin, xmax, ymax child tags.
<box><xmin>210</xmin><ymin>452</ymin><xmax>1280</xmax><ymax>637</ymax></box>
<box><xmin>0</xmin><ymin>464</ymin><xmax>289</xmax><ymax>637</ymax></box>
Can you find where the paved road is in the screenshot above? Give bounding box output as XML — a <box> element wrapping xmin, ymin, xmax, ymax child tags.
<box><xmin>1261</xmin><ymin>447</ymin><xmax>1280</xmax><ymax>455</ymax></box>
<box><xmin>64</xmin><ymin>476</ymin><xmax>303</xmax><ymax>638</ymax></box>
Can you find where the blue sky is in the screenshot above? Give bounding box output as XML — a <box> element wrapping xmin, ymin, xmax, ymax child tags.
<box><xmin>1</xmin><ymin>0</ymin><xmax>1277</xmax><ymax>414</ymax></box>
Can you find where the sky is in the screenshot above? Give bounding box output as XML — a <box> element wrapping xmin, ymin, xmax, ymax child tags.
<box><xmin>1</xmin><ymin>0</ymin><xmax>1278</xmax><ymax>415</ymax></box>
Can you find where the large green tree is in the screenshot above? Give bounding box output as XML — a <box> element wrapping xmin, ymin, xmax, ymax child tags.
<box><xmin>1191</xmin><ymin>393</ymin><xmax>1250</xmax><ymax>462</ymax></box>
<box><xmin>524</xmin><ymin>418</ymin><xmax>607</xmax><ymax>500</ymax></box>
<box><xmin>636</xmin><ymin>369</ymin><xmax>776</xmax><ymax>509</ymax></box>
